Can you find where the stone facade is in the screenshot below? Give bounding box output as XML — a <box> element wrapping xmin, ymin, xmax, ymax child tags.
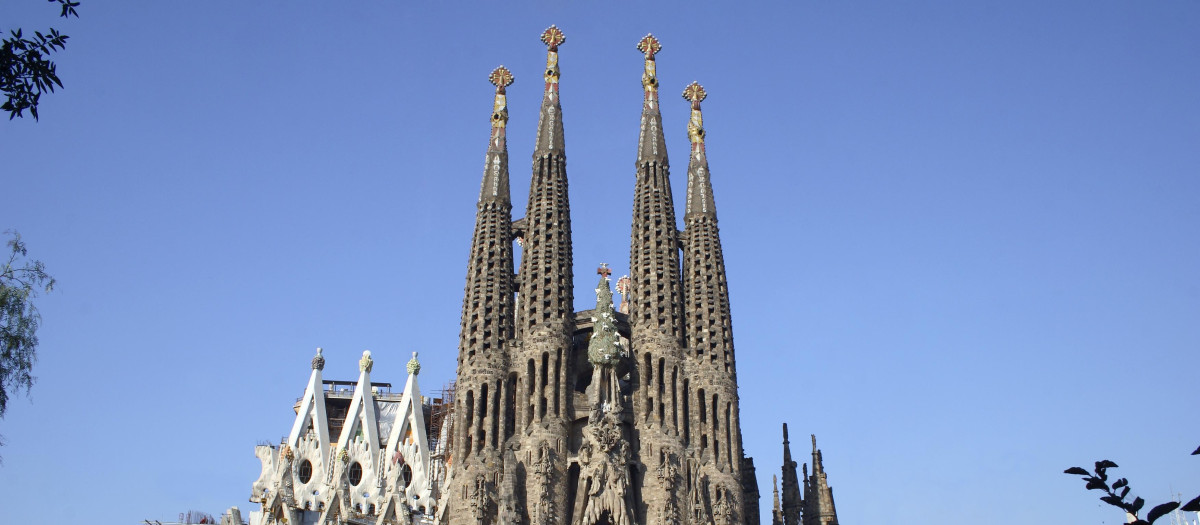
<box><xmin>442</xmin><ymin>27</ymin><xmax>763</xmax><ymax>525</ymax></box>
<box><xmin>246</xmin><ymin>26</ymin><xmax>845</xmax><ymax>525</ymax></box>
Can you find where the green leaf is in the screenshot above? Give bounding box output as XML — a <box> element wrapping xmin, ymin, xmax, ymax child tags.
<box><xmin>1064</xmin><ymin>467</ymin><xmax>1090</xmax><ymax>476</ymax></box>
<box><xmin>1132</xmin><ymin>497</ymin><xmax>1145</xmax><ymax>514</ymax></box>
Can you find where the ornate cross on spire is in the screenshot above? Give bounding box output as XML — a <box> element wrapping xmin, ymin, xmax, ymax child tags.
<box><xmin>683</xmin><ymin>81</ymin><xmax>706</xmax><ymax>108</ymax></box>
<box><xmin>615</xmin><ymin>275</ymin><xmax>630</xmax><ymax>314</ymax></box>
<box><xmin>541</xmin><ymin>25</ymin><xmax>565</xmax><ymax>89</ymax></box>
<box><xmin>637</xmin><ymin>34</ymin><xmax>661</xmax><ymax>99</ymax></box>
<box><xmin>683</xmin><ymin>81</ymin><xmax>707</xmax><ymax>145</ymax></box>
<box><xmin>637</xmin><ymin>34</ymin><xmax>662</xmax><ymax>58</ymax></box>
<box><xmin>597</xmin><ymin>263</ymin><xmax>612</xmax><ymax>278</ymax></box>
<box><xmin>540</xmin><ymin>25</ymin><xmax>565</xmax><ymax>51</ymax></box>
<box><xmin>488</xmin><ymin>66</ymin><xmax>513</xmax><ymax>136</ymax></box>
<box><xmin>489</xmin><ymin>65</ymin><xmax>514</xmax><ymax>91</ymax></box>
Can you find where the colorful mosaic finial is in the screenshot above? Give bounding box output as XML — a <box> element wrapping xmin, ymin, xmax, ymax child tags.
<box><xmin>636</xmin><ymin>34</ymin><xmax>662</xmax><ymax>58</ymax></box>
<box><xmin>311</xmin><ymin>347</ymin><xmax>325</xmax><ymax>371</ymax></box>
<box><xmin>540</xmin><ymin>25</ymin><xmax>566</xmax><ymax>50</ymax></box>
<box><xmin>541</xmin><ymin>25</ymin><xmax>565</xmax><ymax>89</ymax></box>
<box><xmin>597</xmin><ymin>263</ymin><xmax>612</xmax><ymax>278</ymax></box>
<box><xmin>615</xmin><ymin>275</ymin><xmax>631</xmax><ymax>314</ymax></box>
<box><xmin>359</xmin><ymin>350</ymin><xmax>373</xmax><ymax>373</ymax></box>
<box><xmin>489</xmin><ymin>65</ymin><xmax>514</xmax><ymax>91</ymax></box>
<box><xmin>407</xmin><ymin>351</ymin><xmax>421</xmax><ymax>376</ymax></box>
<box><xmin>489</xmin><ymin>66</ymin><xmax>513</xmax><ymax>131</ymax></box>
<box><xmin>684</xmin><ymin>81</ymin><xmax>707</xmax><ymax>145</ymax></box>
<box><xmin>637</xmin><ymin>34</ymin><xmax>661</xmax><ymax>99</ymax></box>
<box><xmin>683</xmin><ymin>81</ymin><xmax>707</xmax><ymax>106</ymax></box>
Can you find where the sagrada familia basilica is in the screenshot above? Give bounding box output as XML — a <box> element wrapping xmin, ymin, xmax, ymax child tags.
<box><xmin>243</xmin><ymin>27</ymin><xmax>843</xmax><ymax>525</ymax></box>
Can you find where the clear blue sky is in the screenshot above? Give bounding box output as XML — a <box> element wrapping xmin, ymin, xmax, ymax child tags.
<box><xmin>1</xmin><ymin>2</ymin><xmax>1197</xmax><ymax>524</ymax></box>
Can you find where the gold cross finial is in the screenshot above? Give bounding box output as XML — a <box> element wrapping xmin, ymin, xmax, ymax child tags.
<box><xmin>489</xmin><ymin>66</ymin><xmax>514</xmax><ymax>91</ymax></box>
<box><xmin>541</xmin><ymin>25</ymin><xmax>566</xmax><ymax>50</ymax></box>
<box><xmin>489</xmin><ymin>66</ymin><xmax>513</xmax><ymax>130</ymax></box>
<box><xmin>541</xmin><ymin>26</ymin><xmax>565</xmax><ymax>88</ymax></box>
<box><xmin>637</xmin><ymin>34</ymin><xmax>662</xmax><ymax>58</ymax></box>
<box><xmin>638</xmin><ymin>35</ymin><xmax>661</xmax><ymax>97</ymax></box>
<box><xmin>684</xmin><ymin>82</ymin><xmax>707</xmax><ymax>144</ymax></box>
<box><xmin>683</xmin><ymin>82</ymin><xmax>707</xmax><ymax>107</ymax></box>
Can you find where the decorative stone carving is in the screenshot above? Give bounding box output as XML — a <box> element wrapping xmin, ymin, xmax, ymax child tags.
<box><xmin>359</xmin><ymin>350</ymin><xmax>373</xmax><ymax>373</ymax></box>
<box><xmin>656</xmin><ymin>450</ymin><xmax>683</xmax><ymax>525</ymax></box>
<box><xmin>311</xmin><ymin>347</ymin><xmax>325</xmax><ymax>371</ymax></box>
<box><xmin>406</xmin><ymin>351</ymin><xmax>421</xmax><ymax>376</ymax></box>
<box><xmin>713</xmin><ymin>484</ymin><xmax>736</xmax><ymax>525</ymax></box>
<box><xmin>467</xmin><ymin>473</ymin><xmax>492</xmax><ymax>524</ymax></box>
<box><xmin>577</xmin><ymin>411</ymin><xmax>634</xmax><ymax>525</ymax></box>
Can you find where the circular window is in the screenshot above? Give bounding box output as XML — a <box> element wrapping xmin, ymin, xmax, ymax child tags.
<box><xmin>401</xmin><ymin>464</ymin><xmax>413</xmax><ymax>488</ymax></box>
<box><xmin>349</xmin><ymin>461</ymin><xmax>363</xmax><ymax>486</ymax></box>
<box><xmin>297</xmin><ymin>459</ymin><xmax>313</xmax><ymax>484</ymax></box>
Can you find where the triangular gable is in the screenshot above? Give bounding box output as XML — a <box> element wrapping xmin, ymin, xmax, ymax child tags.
<box><xmin>287</xmin><ymin>349</ymin><xmax>331</xmax><ymax>468</ymax></box>
<box><xmin>335</xmin><ymin>350</ymin><xmax>382</xmax><ymax>472</ymax></box>
<box><xmin>383</xmin><ymin>353</ymin><xmax>433</xmax><ymax>508</ymax></box>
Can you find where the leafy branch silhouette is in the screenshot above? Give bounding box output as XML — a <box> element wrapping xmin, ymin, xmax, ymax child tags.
<box><xmin>1065</xmin><ymin>445</ymin><xmax>1200</xmax><ymax>524</ymax></box>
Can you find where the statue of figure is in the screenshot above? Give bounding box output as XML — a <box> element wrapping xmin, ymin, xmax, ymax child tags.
<box><xmin>468</xmin><ymin>474</ymin><xmax>490</xmax><ymax>523</ymax></box>
<box><xmin>713</xmin><ymin>485</ymin><xmax>735</xmax><ymax>525</ymax></box>
<box><xmin>577</xmin><ymin>409</ymin><xmax>635</xmax><ymax>525</ymax></box>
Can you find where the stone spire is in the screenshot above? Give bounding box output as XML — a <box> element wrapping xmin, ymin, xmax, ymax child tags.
<box><xmin>780</xmin><ymin>424</ymin><xmax>802</xmax><ymax>525</ymax></box>
<box><xmin>772</xmin><ymin>475</ymin><xmax>784</xmax><ymax>525</ymax></box>
<box><xmin>627</xmin><ymin>33</ymin><xmax>690</xmax><ymax>522</ymax></box>
<box><xmin>682</xmin><ymin>81</ymin><xmax>734</xmax><ymax>372</ymax></box>
<box><xmin>448</xmin><ymin>66</ymin><xmax>519</xmax><ymax>525</ymax></box>
<box><xmin>517</xmin><ymin>25</ymin><xmax>574</xmax><ymax>341</ymax></box>
<box><xmin>511</xmin><ymin>25</ymin><xmax>575</xmax><ymax>525</ymax></box>
<box><xmin>802</xmin><ymin>435</ymin><xmax>840</xmax><ymax>525</ymax></box>
<box><xmin>533</xmin><ymin>25</ymin><xmax>566</xmax><ymax>158</ymax></box>
<box><xmin>458</xmin><ymin>65</ymin><xmax>517</xmax><ymax>363</ymax></box>
<box><xmin>680</xmin><ymin>82</ymin><xmax>747</xmax><ymax>520</ymax></box>
<box><xmin>479</xmin><ymin>66</ymin><xmax>514</xmax><ymax>204</ymax></box>
<box><xmin>683</xmin><ymin>81</ymin><xmax>716</xmax><ymax>218</ymax></box>
<box><xmin>635</xmin><ymin>34</ymin><xmax>668</xmax><ymax>165</ymax></box>
<box><xmin>628</xmin><ymin>32</ymin><xmax>683</xmax><ymax>351</ymax></box>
